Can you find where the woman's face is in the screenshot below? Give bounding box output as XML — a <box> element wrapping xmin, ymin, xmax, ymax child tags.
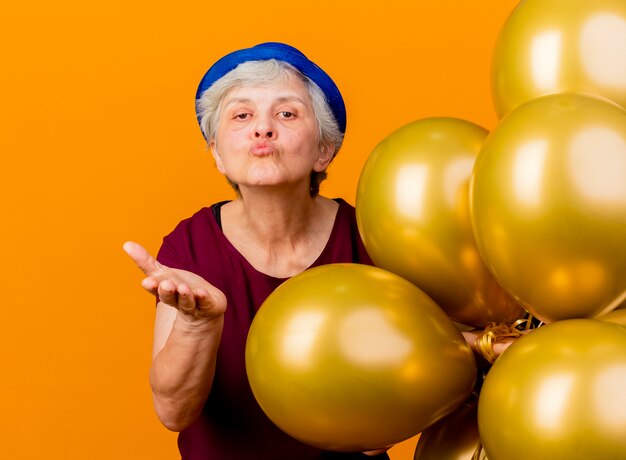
<box><xmin>211</xmin><ymin>75</ymin><xmax>332</xmax><ymax>193</ymax></box>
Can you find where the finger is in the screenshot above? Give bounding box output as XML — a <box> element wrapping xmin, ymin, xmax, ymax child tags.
<box><xmin>157</xmin><ymin>279</ymin><xmax>178</xmax><ymax>306</ymax></box>
<box><xmin>141</xmin><ymin>277</ymin><xmax>159</xmax><ymax>296</ymax></box>
<box><xmin>493</xmin><ymin>339</ymin><xmax>514</xmax><ymax>356</ymax></box>
<box><xmin>195</xmin><ymin>288</ymin><xmax>227</xmax><ymax>317</ymax></box>
<box><xmin>123</xmin><ymin>241</ymin><xmax>161</xmax><ymax>276</ymax></box>
<box><xmin>194</xmin><ymin>288</ymin><xmax>213</xmax><ymax>308</ymax></box>
<box><xmin>176</xmin><ymin>283</ymin><xmax>196</xmax><ymax>312</ymax></box>
<box><xmin>195</xmin><ymin>288</ymin><xmax>224</xmax><ymax>310</ymax></box>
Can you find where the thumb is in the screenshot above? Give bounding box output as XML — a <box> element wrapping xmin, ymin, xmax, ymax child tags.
<box><xmin>123</xmin><ymin>241</ymin><xmax>161</xmax><ymax>276</ymax></box>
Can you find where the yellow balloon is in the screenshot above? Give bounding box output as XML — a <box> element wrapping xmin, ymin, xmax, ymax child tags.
<box><xmin>493</xmin><ymin>0</ymin><xmax>626</xmax><ymax>117</ymax></box>
<box><xmin>245</xmin><ymin>263</ymin><xmax>477</xmax><ymax>452</ymax></box>
<box><xmin>478</xmin><ymin>319</ymin><xmax>626</xmax><ymax>460</ymax></box>
<box><xmin>414</xmin><ymin>401</ymin><xmax>484</xmax><ymax>460</ymax></box>
<box><xmin>471</xmin><ymin>93</ymin><xmax>626</xmax><ymax>322</ymax></box>
<box><xmin>356</xmin><ymin>117</ymin><xmax>525</xmax><ymax>328</ymax></box>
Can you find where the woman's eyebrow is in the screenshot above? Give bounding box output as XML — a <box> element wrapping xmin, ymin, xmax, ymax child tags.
<box><xmin>223</xmin><ymin>95</ymin><xmax>308</xmax><ymax>108</ymax></box>
<box><xmin>223</xmin><ymin>97</ymin><xmax>253</xmax><ymax>108</ymax></box>
<box><xmin>275</xmin><ymin>96</ymin><xmax>307</xmax><ymax>105</ymax></box>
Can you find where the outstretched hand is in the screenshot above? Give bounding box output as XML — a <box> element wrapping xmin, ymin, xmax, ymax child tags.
<box><xmin>123</xmin><ymin>241</ymin><xmax>227</xmax><ymax>322</ymax></box>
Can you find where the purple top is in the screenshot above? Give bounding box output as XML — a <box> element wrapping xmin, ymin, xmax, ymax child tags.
<box><xmin>156</xmin><ymin>199</ymin><xmax>388</xmax><ymax>460</ymax></box>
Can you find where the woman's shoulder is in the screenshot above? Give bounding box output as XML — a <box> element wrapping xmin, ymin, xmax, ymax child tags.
<box><xmin>323</xmin><ymin>196</ymin><xmax>352</xmax><ymax>212</ymax></box>
<box><xmin>166</xmin><ymin>201</ymin><xmax>230</xmax><ymax>236</ymax></box>
<box><xmin>314</xmin><ymin>196</ymin><xmax>373</xmax><ymax>266</ymax></box>
<box><xmin>157</xmin><ymin>202</ymin><xmax>228</xmax><ymax>268</ymax></box>
<box><xmin>166</xmin><ymin>206</ymin><xmax>214</xmax><ymax>236</ymax></box>
<box><xmin>331</xmin><ymin>197</ymin><xmax>356</xmax><ymax>221</ymax></box>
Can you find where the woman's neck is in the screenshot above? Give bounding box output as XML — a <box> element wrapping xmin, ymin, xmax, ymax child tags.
<box><xmin>237</xmin><ymin>185</ymin><xmax>319</xmax><ymax>241</ymax></box>
<box><xmin>221</xmin><ymin>185</ymin><xmax>339</xmax><ymax>278</ymax></box>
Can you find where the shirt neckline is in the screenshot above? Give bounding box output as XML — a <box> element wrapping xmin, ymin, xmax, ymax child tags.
<box><xmin>211</xmin><ymin>198</ymin><xmax>346</xmax><ymax>282</ymax></box>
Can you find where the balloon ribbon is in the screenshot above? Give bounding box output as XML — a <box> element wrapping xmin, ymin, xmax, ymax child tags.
<box><xmin>471</xmin><ymin>441</ymin><xmax>488</xmax><ymax>460</ymax></box>
<box><xmin>474</xmin><ymin>317</ymin><xmax>537</xmax><ymax>364</ymax></box>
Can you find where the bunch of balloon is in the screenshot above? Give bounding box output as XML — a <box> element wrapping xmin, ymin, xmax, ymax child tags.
<box><xmin>356</xmin><ymin>117</ymin><xmax>525</xmax><ymax>329</ymax></box>
<box><xmin>470</xmin><ymin>1</ymin><xmax>626</xmax><ymax>459</ymax></box>
<box><xmin>245</xmin><ymin>264</ymin><xmax>477</xmax><ymax>452</ymax></box>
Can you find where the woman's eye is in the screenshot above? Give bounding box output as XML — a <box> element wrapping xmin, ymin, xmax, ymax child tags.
<box><xmin>279</xmin><ymin>111</ymin><xmax>294</xmax><ymax>119</ymax></box>
<box><xmin>235</xmin><ymin>113</ymin><xmax>250</xmax><ymax>120</ymax></box>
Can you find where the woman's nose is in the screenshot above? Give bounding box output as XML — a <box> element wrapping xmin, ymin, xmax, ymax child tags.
<box><xmin>254</xmin><ymin>129</ymin><xmax>274</xmax><ymax>138</ymax></box>
<box><xmin>254</xmin><ymin>114</ymin><xmax>275</xmax><ymax>139</ymax></box>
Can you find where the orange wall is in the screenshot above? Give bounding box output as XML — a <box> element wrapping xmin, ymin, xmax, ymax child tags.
<box><xmin>0</xmin><ymin>1</ymin><xmax>519</xmax><ymax>458</ymax></box>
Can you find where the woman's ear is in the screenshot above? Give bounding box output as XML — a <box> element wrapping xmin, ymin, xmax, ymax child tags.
<box><xmin>314</xmin><ymin>143</ymin><xmax>335</xmax><ymax>172</ymax></box>
<box><xmin>210</xmin><ymin>139</ymin><xmax>226</xmax><ymax>174</ymax></box>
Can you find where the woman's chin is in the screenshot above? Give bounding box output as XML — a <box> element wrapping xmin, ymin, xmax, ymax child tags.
<box><xmin>241</xmin><ymin>171</ymin><xmax>297</xmax><ymax>188</ymax></box>
<box><xmin>240</xmin><ymin>177</ymin><xmax>308</xmax><ymax>194</ymax></box>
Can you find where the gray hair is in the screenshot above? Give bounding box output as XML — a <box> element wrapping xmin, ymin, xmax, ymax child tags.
<box><xmin>196</xmin><ymin>60</ymin><xmax>344</xmax><ymax>196</ymax></box>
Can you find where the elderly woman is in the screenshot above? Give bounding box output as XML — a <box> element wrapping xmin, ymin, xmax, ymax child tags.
<box><xmin>124</xmin><ymin>43</ymin><xmax>390</xmax><ymax>459</ymax></box>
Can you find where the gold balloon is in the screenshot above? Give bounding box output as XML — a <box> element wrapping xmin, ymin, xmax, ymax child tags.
<box><xmin>471</xmin><ymin>93</ymin><xmax>626</xmax><ymax>322</ymax></box>
<box><xmin>356</xmin><ymin>117</ymin><xmax>525</xmax><ymax>328</ymax></box>
<box><xmin>245</xmin><ymin>263</ymin><xmax>477</xmax><ymax>452</ymax></box>
<box><xmin>493</xmin><ymin>0</ymin><xmax>626</xmax><ymax>117</ymax></box>
<box><xmin>478</xmin><ymin>319</ymin><xmax>626</xmax><ymax>460</ymax></box>
<box><xmin>414</xmin><ymin>401</ymin><xmax>485</xmax><ymax>460</ymax></box>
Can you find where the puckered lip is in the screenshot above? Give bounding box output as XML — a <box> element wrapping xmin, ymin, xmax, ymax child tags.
<box><xmin>249</xmin><ymin>141</ymin><xmax>276</xmax><ymax>156</ymax></box>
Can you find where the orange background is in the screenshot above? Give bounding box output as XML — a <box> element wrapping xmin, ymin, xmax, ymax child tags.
<box><xmin>1</xmin><ymin>1</ymin><xmax>519</xmax><ymax>458</ymax></box>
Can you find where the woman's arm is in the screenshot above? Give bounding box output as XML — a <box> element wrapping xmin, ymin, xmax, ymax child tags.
<box><xmin>149</xmin><ymin>304</ymin><xmax>223</xmax><ymax>431</ymax></box>
<box><xmin>124</xmin><ymin>242</ymin><xmax>227</xmax><ymax>431</ymax></box>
